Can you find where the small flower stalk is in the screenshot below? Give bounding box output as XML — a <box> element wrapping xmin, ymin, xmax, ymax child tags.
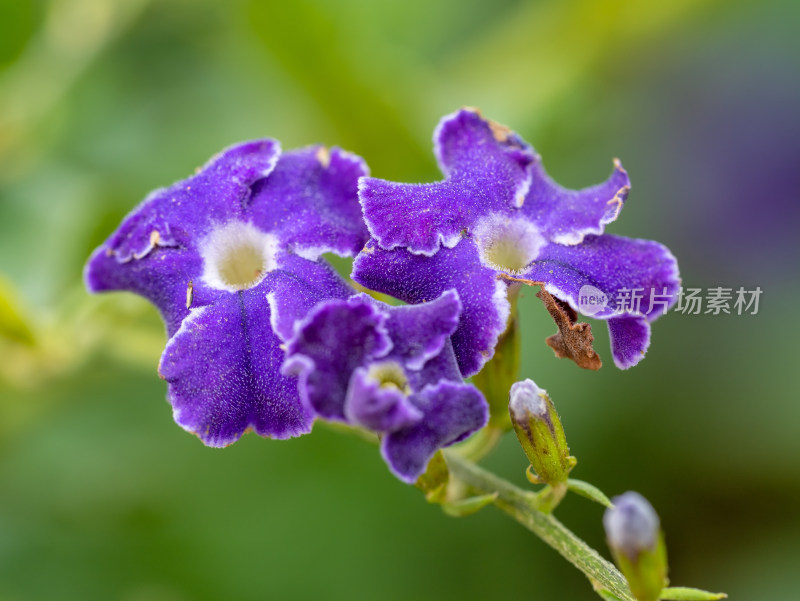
<box><xmin>509</xmin><ymin>378</ymin><xmax>575</xmax><ymax>502</ymax></box>
<box><xmin>604</xmin><ymin>491</ymin><xmax>668</xmax><ymax>601</ymax></box>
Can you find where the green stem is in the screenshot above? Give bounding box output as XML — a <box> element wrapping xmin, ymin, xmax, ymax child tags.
<box><xmin>444</xmin><ymin>451</ymin><xmax>635</xmax><ymax>601</ymax></box>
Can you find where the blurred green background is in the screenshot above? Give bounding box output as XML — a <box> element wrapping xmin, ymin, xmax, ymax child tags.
<box><xmin>1</xmin><ymin>0</ymin><xmax>798</xmax><ymax>599</ymax></box>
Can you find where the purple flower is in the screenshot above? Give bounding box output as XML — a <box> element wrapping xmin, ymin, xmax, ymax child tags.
<box><xmin>353</xmin><ymin>109</ymin><xmax>680</xmax><ymax>373</ymax></box>
<box><xmin>282</xmin><ymin>290</ymin><xmax>488</xmax><ymax>483</ymax></box>
<box><xmin>85</xmin><ymin>140</ymin><xmax>369</xmax><ymax>446</ymax></box>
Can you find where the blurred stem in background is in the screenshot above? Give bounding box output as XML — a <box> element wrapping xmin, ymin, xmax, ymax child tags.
<box><xmin>0</xmin><ymin>0</ymin><xmax>151</xmax><ymax>179</ymax></box>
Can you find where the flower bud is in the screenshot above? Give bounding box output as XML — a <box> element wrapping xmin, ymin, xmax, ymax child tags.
<box><xmin>604</xmin><ymin>491</ymin><xmax>668</xmax><ymax>601</ymax></box>
<box><xmin>509</xmin><ymin>379</ymin><xmax>573</xmax><ymax>485</ymax></box>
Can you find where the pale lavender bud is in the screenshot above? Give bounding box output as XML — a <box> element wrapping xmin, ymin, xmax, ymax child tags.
<box><xmin>604</xmin><ymin>491</ymin><xmax>660</xmax><ymax>559</ymax></box>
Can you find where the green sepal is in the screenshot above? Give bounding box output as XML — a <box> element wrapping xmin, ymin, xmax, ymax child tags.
<box><xmin>612</xmin><ymin>534</ymin><xmax>668</xmax><ymax>601</ymax></box>
<box><xmin>659</xmin><ymin>587</ymin><xmax>727</xmax><ymax>600</ymax></box>
<box><xmin>472</xmin><ymin>288</ymin><xmax>520</xmax><ymax>430</ymax></box>
<box><xmin>526</xmin><ymin>464</ymin><xmax>543</xmax><ymax>484</ymax></box>
<box><xmin>440</xmin><ymin>493</ymin><xmax>498</xmax><ymax>517</ymax></box>
<box><xmin>415</xmin><ymin>451</ymin><xmax>449</xmax><ymax>503</ymax></box>
<box><xmin>568</xmin><ymin>478</ymin><xmax>614</xmax><ymax>508</ymax></box>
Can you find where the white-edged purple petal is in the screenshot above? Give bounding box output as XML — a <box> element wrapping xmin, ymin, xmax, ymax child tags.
<box><xmin>104</xmin><ymin>140</ymin><xmax>280</xmax><ymax>262</ymax></box>
<box><xmin>362</xmin><ymin>289</ymin><xmax>462</xmax><ymax>371</ymax></box>
<box><xmin>523</xmin><ymin>234</ymin><xmax>680</xmax><ymax>321</ymax></box>
<box><xmin>86</xmin><ymin>141</ymin><xmax>367</xmax><ymax>334</ymax></box>
<box><xmin>381</xmin><ymin>380</ymin><xmax>489</xmax><ymax>483</ymax></box>
<box><xmin>265</xmin><ymin>253</ymin><xmax>355</xmax><ymax>342</ymax></box>
<box><xmin>282</xmin><ymin>298</ymin><xmax>392</xmax><ymax>421</ymax></box>
<box><xmin>248</xmin><ymin>146</ymin><xmax>369</xmax><ymax>260</ymax></box>
<box><xmin>523</xmin><ymin>159</ymin><xmax>630</xmax><ymax>245</ymax></box>
<box><xmin>85</xmin><ymin>140</ymin><xmax>281</xmax><ymax>335</ymax></box>
<box><xmin>85</xmin><ymin>245</ymin><xmax>202</xmax><ymax>336</ymax></box>
<box><xmin>523</xmin><ymin>234</ymin><xmax>677</xmax><ymax>368</ymax></box>
<box><xmin>353</xmin><ymin>239</ymin><xmax>510</xmax><ymax>377</ymax></box>
<box><xmin>360</xmin><ymin>109</ymin><xmax>536</xmax><ymax>255</ymax></box>
<box><xmin>158</xmin><ymin>289</ymin><xmax>312</xmax><ymax>447</ymax></box>
<box><xmin>608</xmin><ymin>314</ymin><xmax>652</xmax><ymax>370</ymax></box>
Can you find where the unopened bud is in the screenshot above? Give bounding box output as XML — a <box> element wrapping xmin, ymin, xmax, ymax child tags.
<box><xmin>509</xmin><ymin>379</ymin><xmax>573</xmax><ymax>485</ymax></box>
<box><xmin>604</xmin><ymin>492</ymin><xmax>668</xmax><ymax>601</ymax></box>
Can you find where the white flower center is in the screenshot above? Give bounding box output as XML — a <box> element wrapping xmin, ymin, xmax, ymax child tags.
<box><xmin>200</xmin><ymin>221</ymin><xmax>278</xmax><ymax>291</ymax></box>
<box><xmin>473</xmin><ymin>213</ymin><xmax>546</xmax><ymax>274</ymax></box>
<box><xmin>367</xmin><ymin>361</ymin><xmax>410</xmax><ymax>394</ymax></box>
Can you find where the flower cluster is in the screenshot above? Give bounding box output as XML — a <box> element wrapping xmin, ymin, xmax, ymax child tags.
<box><xmin>354</xmin><ymin>109</ymin><xmax>679</xmax><ymax>372</ymax></box>
<box><xmin>85</xmin><ymin>109</ymin><xmax>679</xmax><ymax>482</ymax></box>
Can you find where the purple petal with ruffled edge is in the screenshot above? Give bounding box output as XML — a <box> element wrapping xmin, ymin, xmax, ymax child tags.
<box><xmin>248</xmin><ymin>146</ymin><xmax>369</xmax><ymax>260</ymax></box>
<box><xmin>382</xmin><ymin>380</ymin><xmax>488</xmax><ymax>483</ymax></box>
<box><xmin>85</xmin><ymin>246</ymin><xmax>203</xmax><ymax>337</ymax></box>
<box><xmin>523</xmin><ymin>159</ymin><xmax>631</xmax><ymax>245</ymax></box>
<box><xmin>86</xmin><ymin>141</ymin><xmax>368</xmax><ymax>334</ymax></box>
<box><xmin>360</xmin><ymin>109</ymin><xmax>535</xmax><ymax>255</ymax></box>
<box><xmin>353</xmin><ymin>239</ymin><xmax>509</xmax><ymax>377</ymax></box>
<box><xmin>85</xmin><ymin>140</ymin><xmax>281</xmax><ymax>335</ymax></box>
<box><xmin>523</xmin><ymin>234</ymin><xmax>680</xmax><ymax>321</ymax></box>
<box><xmin>522</xmin><ymin>234</ymin><xmax>678</xmax><ymax>369</ymax></box>
<box><xmin>265</xmin><ymin>253</ymin><xmax>355</xmax><ymax>342</ymax></box>
<box><xmin>103</xmin><ymin>140</ymin><xmax>280</xmax><ymax>262</ymax></box>
<box><xmin>362</xmin><ymin>289</ymin><xmax>462</xmax><ymax>371</ymax></box>
<box><xmin>158</xmin><ymin>290</ymin><xmax>312</xmax><ymax>446</ymax></box>
<box><xmin>282</xmin><ymin>299</ymin><xmax>393</xmax><ymax>420</ymax></box>
<box><xmin>343</xmin><ymin>367</ymin><xmax>423</xmax><ymax>432</ymax></box>
<box><xmin>608</xmin><ymin>315</ymin><xmax>652</xmax><ymax>370</ymax></box>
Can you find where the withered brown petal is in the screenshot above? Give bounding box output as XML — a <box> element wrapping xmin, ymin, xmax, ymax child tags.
<box><xmin>536</xmin><ymin>287</ymin><xmax>602</xmax><ymax>370</ymax></box>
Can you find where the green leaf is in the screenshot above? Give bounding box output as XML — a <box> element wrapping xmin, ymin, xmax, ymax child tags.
<box><xmin>659</xmin><ymin>587</ymin><xmax>727</xmax><ymax>600</ymax></box>
<box><xmin>567</xmin><ymin>478</ymin><xmax>614</xmax><ymax>508</ymax></box>
<box><xmin>441</xmin><ymin>493</ymin><xmax>498</xmax><ymax>517</ymax></box>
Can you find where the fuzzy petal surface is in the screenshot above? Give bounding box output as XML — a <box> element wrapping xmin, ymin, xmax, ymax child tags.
<box><xmin>283</xmin><ymin>299</ymin><xmax>392</xmax><ymax>421</ymax></box>
<box><xmin>523</xmin><ymin>159</ymin><xmax>631</xmax><ymax>245</ymax></box>
<box><xmin>362</xmin><ymin>289</ymin><xmax>462</xmax><ymax>371</ymax></box>
<box><xmin>158</xmin><ymin>290</ymin><xmax>312</xmax><ymax>447</ymax></box>
<box><xmin>353</xmin><ymin>240</ymin><xmax>509</xmax><ymax>377</ymax></box>
<box><xmin>284</xmin><ymin>293</ymin><xmax>488</xmax><ymax>483</ymax></box>
<box><xmin>100</xmin><ymin>140</ymin><xmax>281</xmax><ymax>262</ymax></box>
<box><xmin>265</xmin><ymin>253</ymin><xmax>355</xmax><ymax>342</ymax></box>
<box><xmin>607</xmin><ymin>314</ymin><xmax>652</xmax><ymax>370</ymax></box>
<box><xmin>344</xmin><ymin>367</ymin><xmax>424</xmax><ymax>432</ymax></box>
<box><xmin>86</xmin><ymin>141</ymin><xmax>367</xmax><ymax>334</ymax></box>
<box><xmin>86</xmin><ymin>140</ymin><xmax>368</xmax><ymax>445</ymax></box>
<box><xmin>382</xmin><ymin>380</ymin><xmax>489</xmax><ymax>483</ymax></box>
<box><xmin>523</xmin><ymin>234</ymin><xmax>681</xmax><ymax>321</ymax></box>
<box><xmin>248</xmin><ymin>146</ymin><xmax>369</xmax><ymax>259</ymax></box>
<box><xmin>360</xmin><ymin>109</ymin><xmax>535</xmax><ymax>255</ymax></box>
